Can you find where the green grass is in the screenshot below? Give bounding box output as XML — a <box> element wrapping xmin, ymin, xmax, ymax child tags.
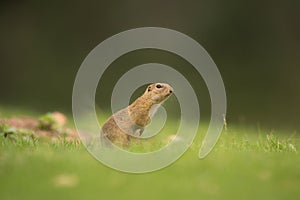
<box><xmin>0</xmin><ymin>109</ymin><xmax>300</xmax><ymax>200</ymax></box>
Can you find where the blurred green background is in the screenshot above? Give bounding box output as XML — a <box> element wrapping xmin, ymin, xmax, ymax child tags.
<box><xmin>0</xmin><ymin>0</ymin><xmax>299</xmax><ymax>130</ymax></box>
<box><xmin>1</xmin><ymin>1</ymin><xmax>300</xmax><ymax>200</ymax></box>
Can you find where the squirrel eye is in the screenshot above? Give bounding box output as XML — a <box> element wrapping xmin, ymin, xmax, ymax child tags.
<box><xmin>156</xmin><ymin>84</ymin><xmax>162</xmax><ymax>89</ymax></box>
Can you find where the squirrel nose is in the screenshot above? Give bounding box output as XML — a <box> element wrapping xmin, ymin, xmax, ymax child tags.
<box><xmin>169</xmin><ymin>89</ymin><xmax>173</xmax><ymax>94</ymax></box>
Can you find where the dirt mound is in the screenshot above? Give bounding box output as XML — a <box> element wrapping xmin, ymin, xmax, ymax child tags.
<box><xmin>0</xmin><ymin>117</ymin><xmax>39</xmax><ymax>130</ymax></box>
<box><xmin>0</xmin><ymin>112</ymin><xmax>78</xmax><ymax>142</ymax></box>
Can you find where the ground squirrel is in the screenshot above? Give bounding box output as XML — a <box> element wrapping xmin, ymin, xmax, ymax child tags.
<box><xmin>100</xmin><ymin>83</ymin><xmax>173</xmax><ymax>147</ymax></box>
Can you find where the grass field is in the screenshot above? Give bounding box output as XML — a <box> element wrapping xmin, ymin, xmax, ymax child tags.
<box><xmin>0</xmin><ymin>108</ymin><xmax>299</xmax><ymax>200</ymax></box>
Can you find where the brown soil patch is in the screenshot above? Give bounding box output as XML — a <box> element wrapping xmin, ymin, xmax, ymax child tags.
<box><xmin>0</xmin><ymin>112</ymin><xmax>79</xmax><ymax>142</ymax></box>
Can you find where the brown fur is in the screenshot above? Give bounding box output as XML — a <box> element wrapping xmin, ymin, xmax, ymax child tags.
<box><xmin>101</xmin><ymin>83</ymin><xmax>173</xmax><ymax>147</ymax></box>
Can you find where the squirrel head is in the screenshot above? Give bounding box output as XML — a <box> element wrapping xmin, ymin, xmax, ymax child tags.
<box><xmin>144</xmin><ymin>83</ymin><xmax>173</xmax><ymax>104</ymax></box>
